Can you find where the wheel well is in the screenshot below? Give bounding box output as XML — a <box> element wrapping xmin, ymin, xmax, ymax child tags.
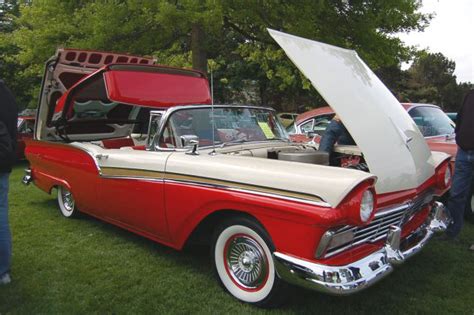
<box><xmin>184</xmin><ymin>210</ymin><xmax>264</xmax><ymax>248</ymax></box>
<box><xmin>49</xmin><ymin>185</ymin><xmax>58</xmax><ymax>195</ymax></box>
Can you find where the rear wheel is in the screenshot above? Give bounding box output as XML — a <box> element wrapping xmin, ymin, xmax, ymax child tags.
<box><xmin>57</xmin><ymin>186</ymin><xmax>78</xmax><ymax>218</ymax></box>
<box><xmin>211</xmin><ymin>217</ymin><xmax>286</xmax><ymax>307</ymax></box>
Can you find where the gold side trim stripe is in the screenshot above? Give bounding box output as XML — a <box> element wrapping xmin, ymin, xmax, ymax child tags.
<box><xmin>101</xmin><ymin>167</ymin><xmax>164</xmax><ymax>178</ymax></box>
<box><xmin>100</xmin><ymin>167</ymin><xmax>325</xmax><ymax>204</ymax></box>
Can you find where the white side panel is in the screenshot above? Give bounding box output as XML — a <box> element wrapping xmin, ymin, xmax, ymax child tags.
<box><xmin>166</xmin><ymin>152</ymin><xmax>375</xmax><ymax>207</ymax></box>
<box><xmin>269</xmin><ymin>29</ymin><xmax>434</xmax><ymax>193</ymax></box>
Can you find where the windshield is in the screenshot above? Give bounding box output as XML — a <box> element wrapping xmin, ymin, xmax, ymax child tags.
<box><xmin>408</xmin><ymin>106</ymin><xmax>455</xmax><ymax>137</ymax></box>
<box><xmin>286</xmin><ymin>122</ymin><xmax>297</xmax><ymax>134</ymax></box>
<box><xmin>159</xmin><ymin>106</ymin><xmax>288</xmax><ymax>148</ymax></box>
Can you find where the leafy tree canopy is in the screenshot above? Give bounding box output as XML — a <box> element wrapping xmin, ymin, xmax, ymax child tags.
<box><xmin>1</xmin><ymin>0</ymin><xmax>470</xmax><ymax>112</ymax></box>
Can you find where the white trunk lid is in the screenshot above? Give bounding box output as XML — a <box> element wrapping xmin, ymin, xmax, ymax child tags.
<box><xmin>269</xmin><ymin>29</ymin><xmax>435</xmax><ymax>193</ymax></box>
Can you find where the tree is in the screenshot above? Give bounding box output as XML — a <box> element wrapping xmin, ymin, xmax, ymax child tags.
<box><xmin>0</xmin><ymin>0</ymin><xmax>34</xmax><ymax>110</ymax></box>
<box><xmin>404</xmin><ymin>52</ymin><xmax>472</xmax><ymax>111</ymax></box>
<box><xmin>2</xmin><ymin>0</ymin><xmax>433</xmax><ymax>110</ymax></box>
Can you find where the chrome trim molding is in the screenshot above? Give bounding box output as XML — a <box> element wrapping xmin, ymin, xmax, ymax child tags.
<box><xmin>165</xmin><ymin>179</ymin><xmax>332</xmax><ymax>208</ymax></box>
<box><xmin>150</xmin><ymin>104</ymin><xmax>280</xmax><ymax>152</ymax></box>
<box><xmin>273</xmin><ymin>201</ymin><xmax>449</xmax><ymax>295</ymax></box>
<box><xmin>315</xmin><ymin>230</ymin><xmax>334</xmax><ymax>258</ymax></box>
<box><xmin>323</xmin><ymin>190</ymin><xmax>433</xmax><ymax>258</ymax></box>
<box><xmin>95</xmin><ymin>166</ymin><xmax>331</xmax><ymax>208</ymax></box>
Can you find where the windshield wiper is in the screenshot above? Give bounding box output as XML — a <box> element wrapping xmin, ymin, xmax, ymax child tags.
<box><xmin>221</xmin><ymin>137</ymin><xmax>289</xmax><ymax>147</ymax></box>
<box><xmin>220</xmin><ymin>139</ymin><xmax>249</xmax><ymax>148</ymax></box>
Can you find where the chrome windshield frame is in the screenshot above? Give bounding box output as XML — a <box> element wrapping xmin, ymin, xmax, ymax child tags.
<box><xmin>149</xmin><ymin>104</ymin><xmax>288</xmax><ymax>152</ymax></box>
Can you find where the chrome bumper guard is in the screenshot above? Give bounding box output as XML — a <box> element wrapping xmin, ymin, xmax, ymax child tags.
<box><xmin>273</xmin><ymin>201</ymin><xmax>450</xmax><ymax>295</ymax></box>
<box><xmin>22</xmin><ymin>168</ymin><xmax>33</xmax><ymax>185</ymax></box>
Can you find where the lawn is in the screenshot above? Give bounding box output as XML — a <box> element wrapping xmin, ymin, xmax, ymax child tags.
<box><xmin>1</xmin><ymin>162</ymin><xmax>473</xmax><ymax>314</ymax></box>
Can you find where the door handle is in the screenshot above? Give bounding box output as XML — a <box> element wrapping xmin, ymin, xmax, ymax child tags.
<box><xmin>95</xmin><ymin>154</ymin><xmax>109</xmax><ymax>160</ymax></box>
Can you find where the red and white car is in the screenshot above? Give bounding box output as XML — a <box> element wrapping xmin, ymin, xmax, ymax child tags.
<box><xmin>23</xmin><ymin>31</ymin><xmax>451</xmax><ymax>307</ymax></box>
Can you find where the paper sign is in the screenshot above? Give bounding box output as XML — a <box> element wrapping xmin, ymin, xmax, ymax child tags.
<box><xmin>258</xmin><ymin>122</ymin><xmax>275</xmax><ymax>139</ymax></box>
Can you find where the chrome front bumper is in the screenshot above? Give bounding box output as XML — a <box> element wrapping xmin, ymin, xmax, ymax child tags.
<box><xmin>273</xmin><ymin>201</ymin><xmax>450</xmax><ymax>295</ymax></box>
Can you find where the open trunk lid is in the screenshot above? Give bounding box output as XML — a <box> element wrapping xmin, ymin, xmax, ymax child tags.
<box><xmin>35</xmin><ymin>49</ymin><xmax>156</xmax><ymax>140</ymax></box>
<box><xmin>268</xmin><ymin>29</ymin><xmax>435</xmax><ymax>194</ymax></box>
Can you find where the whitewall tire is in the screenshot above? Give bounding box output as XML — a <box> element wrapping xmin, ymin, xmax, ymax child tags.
<box><xmin>57</xmin><ymin>186</ymin><xmax>78</xmax><ymax>218</ymax></box>
<box><xmin>212</xmin><ymin>217</ymin><xmax>286</xmax><ymax>307</ymax></box>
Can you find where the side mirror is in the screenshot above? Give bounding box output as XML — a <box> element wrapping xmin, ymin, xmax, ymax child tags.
<box><xmin>180</xmin><ymin>135</ymin><xmax>199</xmax><ymax>155</ymax></box>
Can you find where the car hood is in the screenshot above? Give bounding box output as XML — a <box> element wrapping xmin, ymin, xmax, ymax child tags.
<box><xmin>269</xmin><ymin>29</ymin><xmax>436</xmax><ymax>194</ymax></box>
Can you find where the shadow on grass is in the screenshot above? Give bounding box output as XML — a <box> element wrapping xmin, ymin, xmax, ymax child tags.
<box><xmin>35</xmin><ymin>196</ymin><xmax>210</xmax><ymax>267</ymax></box>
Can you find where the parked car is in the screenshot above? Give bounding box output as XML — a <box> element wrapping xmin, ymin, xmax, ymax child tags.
<box><xmin>16</xmin><ymin>115</ymin><xmax>35</xmax><ymax>159</ymax></box>
<box><xmin>23</xmin><ymin>31</ymin><xmax>451</xmax><ymax>307</ymax></box>
<box><xmin>446</xmin><ymin>112</ymin><xmax>457</xmax><ymax>123</ymax></box>
<box><xmin>288</xmin><ymin>103</ymin><xmax>474</xmax><ymax>222</ymax></box>
<box><xmin>277</xmin><ymin>112</ymin><xmax>298</xmax><ymax>128</ymax></box>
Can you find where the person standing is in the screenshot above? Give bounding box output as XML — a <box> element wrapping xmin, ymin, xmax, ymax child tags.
<box><xmin>444</xmin><ymin>89</ymin><xmax>474</xmax><ymax>244</ymax></box>
<box><xmin>0</xmin><ymin>79</ymin><xmax>18</xmax><ymax>285</ymax></box>
<box><xmin>318</xmin><ymin>114</ymin><xmax>355</xmax><ymax>152</ymax></box>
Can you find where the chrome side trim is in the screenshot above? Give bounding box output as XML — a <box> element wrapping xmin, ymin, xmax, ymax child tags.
<box><xmin>273</xmin><ymin>202</ymin><xmax>449</xmax><ymax>295</ymax></box>
<box><xmin>165</xmin><ymin>178</ymin><xmax>332</xmax><ymax>208</ymax></box>
<box><xmin>70</xmin><ymin>143</ymin><xmax>103</xmax><ymax>175</ymax></box>
<box><xmin>93</xmin><ymin>165</ymin><xmax>331</xmax><ymax>208</ymax></box>
<box><xmin>315</xmin><ymin>230</ymin><xmax>334</xmax><ymax>258</ymax></box>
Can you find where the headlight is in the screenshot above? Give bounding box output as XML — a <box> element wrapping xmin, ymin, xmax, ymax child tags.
<box><xmin>360</xmin><ymin>190</ymin><xmax>374</xmax><ymax>222</ymax></box>
<box><xmin>444</xmin><ymin>166</ymin><xmax>451</xmax><ymax>186</ymax></box>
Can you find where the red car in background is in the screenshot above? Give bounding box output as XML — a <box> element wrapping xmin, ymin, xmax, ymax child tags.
<box><xmin>287</xmin><ymin>103</ymin><xmax>474</xmax><ymax>221</ymax></box>
<box><xmin>16</xmin><ymin>115</ymin><xmax>35</xmax><ymax>159</ymax></box>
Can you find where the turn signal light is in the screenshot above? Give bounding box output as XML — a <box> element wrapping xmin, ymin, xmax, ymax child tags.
<box><xmin>436</xmin><ymin>160</ymin><xmax>452</xmax><ymax>190</ymax></box>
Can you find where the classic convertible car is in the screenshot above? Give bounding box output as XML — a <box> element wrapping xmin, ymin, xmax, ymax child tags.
<box><xmin>24</xmin><ymin>30</ymin><xmax>451</xmax><ymax>307</ymax></box>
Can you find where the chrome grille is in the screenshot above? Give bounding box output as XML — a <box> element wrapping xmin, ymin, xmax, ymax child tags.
<box><xmin>325</xmin><ymin>190</ymin><xmax>433</xmax><ymax>258</ymax></box>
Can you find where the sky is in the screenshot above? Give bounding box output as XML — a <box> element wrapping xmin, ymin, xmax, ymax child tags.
<box><xmin>398</xmin><ymin>0</ymin><xmax>474</xmax><ymax>83</ymax></box>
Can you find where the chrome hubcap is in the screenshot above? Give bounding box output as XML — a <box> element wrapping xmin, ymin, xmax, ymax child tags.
<box><xmin>226</xmin><ymin>235</ymin><xmax>268</xmax><ymax>289</ymax></box>
<box><xmin>61</xmin><ymin>189</ymin><xmax>74</xmax><ymax>212</ymax></box>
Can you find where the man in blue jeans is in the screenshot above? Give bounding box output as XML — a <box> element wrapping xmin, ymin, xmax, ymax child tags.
<box><xmin>319</xmin><ymin>114</ymin><xmax>355</xmax><ymax>165</ymax></box>
<box><xmin>444</xmin><ymin>89</ymin><xmax>474</xmax><ymax>249</ymax></box>
<box><xmin>0</xmin><ymin>79</ymin><xmax>18</xmax><ymax>284</ymax></box>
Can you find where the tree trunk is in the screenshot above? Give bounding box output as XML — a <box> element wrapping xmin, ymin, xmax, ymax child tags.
<box><xmin>191</xmin><ymin>23</ymin><xmax>207</xmax><ymax>73</ymax></box>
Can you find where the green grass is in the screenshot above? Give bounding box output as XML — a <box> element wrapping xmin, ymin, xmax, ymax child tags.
<box><xmin>1</xmin><ymin>163</ymin><xmax>473</xmax><ymax>314</ymax></box>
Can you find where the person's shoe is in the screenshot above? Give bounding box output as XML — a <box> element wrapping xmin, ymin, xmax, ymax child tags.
<box><xmin>0</xmin><ymin>273</ymin><xmax>11</xmax><ymax>285</ymax></box>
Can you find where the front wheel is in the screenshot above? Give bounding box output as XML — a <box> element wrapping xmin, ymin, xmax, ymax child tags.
<box><xmin>57</xmin><ymin>186</ymin><xmax>79</xmax><ymax>218</ymax></box>
<box><xmin>211</xmin><ymin>217</ymin><xmax>286</xmax><ymax>307</ymax></box>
